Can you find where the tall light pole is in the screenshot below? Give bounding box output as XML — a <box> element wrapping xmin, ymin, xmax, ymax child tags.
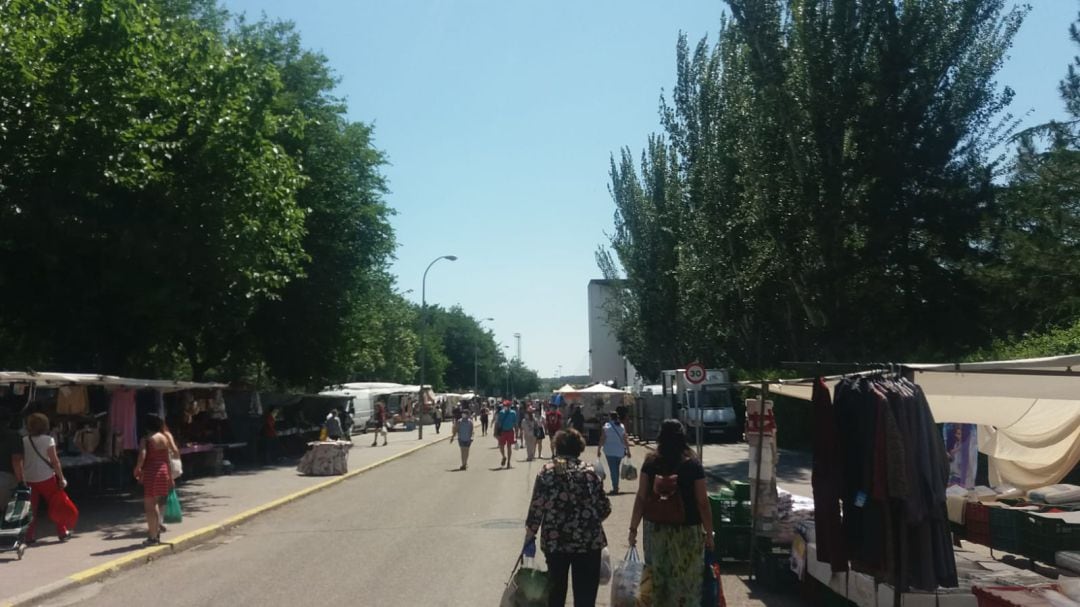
<box><xmin>501</xmin><ymin>344</ymin><xmax>510</xmax><ymax>398</ymax></box>
<box><xmin>475</xmin><ymin>317</ymin><xmax>494</xmax><ymax>393</ymax></box>
<box><xmin>513</xmin><ymin>332</ymin><xmax>522</xmax><ymax>362</ymax></box>
<box><xmin>419</xmin><ymin>254</ymin><xmax>457</xmax><ymax>440</ymax></box>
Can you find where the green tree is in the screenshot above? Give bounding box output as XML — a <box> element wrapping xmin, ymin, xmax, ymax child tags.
<box><xmin>600</xmin><ymin>1</ymin><xmax>1027</xmax><ymax>373</ymax></box>
<box><xmin>979</xmin><ymin>12</ymin><xmax>1080</xmax><ymax>338</ymax></box>
<box><xmin>0</xmin><ymin>0</ymin><xmax>307</xmax><ymax>377</ymax></box>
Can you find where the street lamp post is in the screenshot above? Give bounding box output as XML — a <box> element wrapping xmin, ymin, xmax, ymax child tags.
<box><xmin>419</xmin><ymin>254</ymin><xmax>457</xmax><ymax>440</ymax></box>
<box><xmin>475</xmin><ymin>317</ymin><xmax>494</xmax><ymax>393</ymax></box>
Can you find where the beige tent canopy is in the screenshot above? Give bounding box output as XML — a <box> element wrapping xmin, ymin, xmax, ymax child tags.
<box><xmin>747</xmin><ymin>355</ymin><xmax>1080</xmax><ymax>490</ymax></box>
<box><xmin>555</xmin><ymin>384</ymin><xmax>580</xmax><ymax>394</ymax></box>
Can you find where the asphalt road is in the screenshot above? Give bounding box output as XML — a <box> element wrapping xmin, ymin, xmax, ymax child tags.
<box><xmin>38</xmin><ymin>438</ymin><xmax>803</xmax><ymax>607</ymax></box>
<box><xmin>38</xmin><ymin>438</ymin><xmax>624</xmax><ymax>607</ymax></box>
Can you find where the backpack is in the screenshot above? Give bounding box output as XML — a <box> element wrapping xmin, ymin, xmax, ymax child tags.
<box><xmin>643</xmin><ymin>461</ymin><xmax>687</xmax><ymax>525</ymax></box>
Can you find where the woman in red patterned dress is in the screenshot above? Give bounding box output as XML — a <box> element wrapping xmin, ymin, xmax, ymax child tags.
<box><xmin>134</xmin><ymin>415</ymin><xmax>179</xmax><ymax>545</ymax></box>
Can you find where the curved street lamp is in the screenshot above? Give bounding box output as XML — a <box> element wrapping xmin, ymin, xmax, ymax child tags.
<box><xmin>419</xmin><ymin>255</ymin><xmax>457</xmax><ymax>440</ymax></box>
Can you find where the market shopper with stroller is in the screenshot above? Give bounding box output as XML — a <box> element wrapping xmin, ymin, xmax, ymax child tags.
<box><xmin>23</xmin><ymin>413</ymin><xmax>76</xmax><ymax>544</ymax></box>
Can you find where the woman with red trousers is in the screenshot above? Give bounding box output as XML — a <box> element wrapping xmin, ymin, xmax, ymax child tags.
<box><xmin>22</xmin><ymin>413</ymin><xmax>77</xmax><ymax>543</ymax></box>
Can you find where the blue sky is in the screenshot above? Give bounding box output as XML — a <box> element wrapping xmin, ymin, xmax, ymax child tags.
<box><xmin>220</xmin><ymin>0</ymin><xmax>1077</xmax><ymax>378</ymax></box>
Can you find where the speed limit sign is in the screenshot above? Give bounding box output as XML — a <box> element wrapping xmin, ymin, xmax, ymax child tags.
<box><xmin>684</xmin><ymin>362</ymin><xmax>706</xmax><ymax>384</ymax></box>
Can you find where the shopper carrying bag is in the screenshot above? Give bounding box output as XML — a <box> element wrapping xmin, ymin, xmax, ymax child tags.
<box><xmin>499</xmin><ymin>540</ymin><xmax>548</xmax><ymax>607</ymax></box>
<box><xmin>22</xmin><ymin>413</ymin><xmax>76</xmax><ymax>543</ymax></box>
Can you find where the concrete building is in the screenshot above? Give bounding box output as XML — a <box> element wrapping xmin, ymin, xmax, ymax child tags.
<box><xmin>587</xmin><ymin>279</ymin><xmax>637</xmax><ymax>387</ymax></box>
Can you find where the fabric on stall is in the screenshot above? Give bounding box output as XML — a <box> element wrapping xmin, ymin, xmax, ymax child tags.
<box><xmin>109</xmin><ymin>388</ymin><xmax>138</xmax><ymax>450</ymax></box>
<box><xmin>56</xmin><ymin>386</ymin><xmax>89</xmax><ymax>416</ymax></box>
<box><xmin>811</xmin><ymin>377</ymin><xmax>847</xmax><ymax>572</ymax></box>
<box><xmin>943</xmin><ymin>423</ymin><xmax>977</xmax><ymax>489</ymax></box>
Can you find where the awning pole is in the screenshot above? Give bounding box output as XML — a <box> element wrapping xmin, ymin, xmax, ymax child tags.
<box><xmin>748</xmin><ymin>380</ymin><xmax>769</xmax><ymax>579</ymax></box>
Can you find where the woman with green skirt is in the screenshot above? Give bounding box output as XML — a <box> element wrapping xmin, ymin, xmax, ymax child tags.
<box><xmin>628</xmin><ymin>419</ymin><xmax>714</xmax><ymax>606</ymax></box>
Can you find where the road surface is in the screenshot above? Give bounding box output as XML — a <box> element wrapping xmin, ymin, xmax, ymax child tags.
<box><xmin>38</xmin><ymin>439</ymin><xmax>802</xmax><ymax>607</ymax></box>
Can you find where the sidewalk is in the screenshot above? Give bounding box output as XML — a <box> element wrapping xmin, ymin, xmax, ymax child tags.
<box><xmin>699</xmin><ymin>442</ymin><xmax>812</xmax><ymax>497</ymax></box>
<box><xmin>0</xmin><ymin>429</ymin><xmax>449</xmax><ymax>605</ymax></box>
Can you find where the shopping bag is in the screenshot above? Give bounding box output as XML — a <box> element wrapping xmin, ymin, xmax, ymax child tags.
<box><xmin>169</xmin><ymin>454</ymin><xmax>183</xmax><ymax>480</ymax></box>
<box><xmin>599</xmin><ymin>546</ymin><xmax>613</xmax><ymax>585</ymax></box>
<box><xmin>500</xmin><ymin>553</ymin><xmax>548</xmax><ymax>607</ymax></box>
<box><xmin>164</xmin><ymin>489</ymin><xmax>183</xmax><ymax>524</ymax></box>
<box><xmin>610</xmin><ymin>547</ymin><xmax>645</xmax><ymax>607</ymax></box>
<box><xmin>620</xmin><ymin>457</ymin><xmax>638</xmax><ymax>481</ymax></box>
<box><xmin>48</xmin><ymin>487</ymin><xmax>79</xmax><ymax>532</ymax></box>
<box><xmin>594</xmin><ymin>457</ymin><xmax>607</xmax><ymax>481</ymax></box>
<box><xmin>703</xmin><ymin>551</ymin><xmax>727</xmax><ymax>607</ymax></box>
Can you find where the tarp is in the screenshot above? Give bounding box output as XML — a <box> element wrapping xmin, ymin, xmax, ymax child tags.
<box><xmin>746</xmin><ymin>355</ymin><xmax>1080</xmax><ymax>490</ymax></box>
<box><xmin>0</xmin><ymin>371</ymin><xmax>227</xmax><ymax>393</ymax></box>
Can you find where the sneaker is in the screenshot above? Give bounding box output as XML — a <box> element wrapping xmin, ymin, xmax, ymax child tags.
<box><xmin>58</xmin><ymin>531</ymin><xmax>72</xmax><ymax>542</ymax></box>
<box><xmin>501</xmin><ymin>456</ymin><xmax>506</xmax><ymax>466</ymax></box>
<box><xmin>142</xmin><ymin>537</ymin><xmax>160</xmax><ymax>547</ymax></box>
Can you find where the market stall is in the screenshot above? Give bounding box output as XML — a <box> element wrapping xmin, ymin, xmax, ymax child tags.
<box><xmin>0</xmin><ymin>371</ymin><xmax>229</xmax><ymax>492</ymax></box>
<box><xmin>736</xmin><ymin>355</ymin><xmax>1080</xmax><ymax>607</ymax></box>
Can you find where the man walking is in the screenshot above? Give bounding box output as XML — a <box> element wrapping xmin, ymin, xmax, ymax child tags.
<box><xmin>433</xmin><ymin>402</ymin><xmax>443</xmax><ymax>434</ymax></box>
<box><xmin>495</xmin><ymin>401</ymin><xmax>518</xmax><ymax>469</ymax></box>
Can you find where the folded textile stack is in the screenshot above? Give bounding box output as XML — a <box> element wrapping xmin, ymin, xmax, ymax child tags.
<box><xmin>774</xmin><ymin>489</ymin><xmax>816</xmax><ymax>545</ymax></box>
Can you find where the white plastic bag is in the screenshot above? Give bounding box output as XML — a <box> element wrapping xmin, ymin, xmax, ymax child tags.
<box><xmin>169</xmin><ymin>454</ymin><xmax>183</xmax><ymax>479</ymax></box>
<box><xmin>594</xmin><ymin>457</ymin><xmax>607</xmax><ymax>481</ymax></box>
<box><xmin>599</xmin><ymin>547</ymin><xmax>612</xmax><ymax>585</ymax></box>
<box><xmin>610</xmin><ymin>547</ymin><xmax>644</xmax><ymax>607</ymax></box>
<box><xmin>620</xmin><ymin>457</ymin><xmax>638</xmax><ymax>481</ymax></box>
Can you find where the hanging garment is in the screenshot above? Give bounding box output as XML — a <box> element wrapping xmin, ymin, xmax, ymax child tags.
<box><xmin>109</xmin><ymin>388</ymin><xmax>138</xmax><ymax>450</ymax></box>
<box><xmin>57</xmin><ymin>386</ymin><xmax>89</xmax><ymax>416</ymax></box>
<box><xmin>811</xmin><ymin>377</ymin><xmax>847</xmax><ymax>572</ymax></box>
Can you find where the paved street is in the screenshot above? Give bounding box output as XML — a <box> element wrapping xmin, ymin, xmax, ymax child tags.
<box><xmin>32</xmin><ymin>440</ymin><xmax>803</xmax><ymax>607</ymax></box>
<box><xmin>0</xmin><ymin>429</ymin><xmax>447</xmax><ymax>605</ymax></box>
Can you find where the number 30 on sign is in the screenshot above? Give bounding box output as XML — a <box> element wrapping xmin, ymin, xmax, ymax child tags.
<box><xmin>684</xmin><ymin>362</ymin><xmax>706</xmax><ymax>384</ymax></box>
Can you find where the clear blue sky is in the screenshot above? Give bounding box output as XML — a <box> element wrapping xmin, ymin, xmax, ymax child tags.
<box><xmin>220</xmin><ymin>0</ymin><xmax>1076</xmax><ymax>378</ymax></box>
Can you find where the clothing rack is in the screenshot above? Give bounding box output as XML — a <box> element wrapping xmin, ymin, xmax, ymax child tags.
<box><xmin>741</xmin><ymin>361</ymin><xmax>910</xmax><ymax>583</ymax></box>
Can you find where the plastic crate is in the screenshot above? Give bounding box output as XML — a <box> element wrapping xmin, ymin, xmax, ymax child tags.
<box><xmin>709</xmin><ymin>494</ymin><xmax>752</xmax><ymax>526</ymax></box>
<box><xmin>1021</xmin><ymin>513</ymin><xmax>1080</xmax><ymax>564</ymax></box>
<box><xmin>972</xmin><ymin>585</ymin><xmax>1059</xmax><ymax>607</ymax></box>
<box><xmin>729</xmin><ymin>480</ymin><xmax>751</xmax><ymax>501</ymax></box>
<box><xmin>715</xmin><ymin>525</ymin><xmax>752</xmax><ymax>561</ymax></box>
<box><xmin>990</xmin><ymin>507</ymin><xmax>1023</xmax><ymax>554</ymax></box>
<box><xmin>965</xmin><ymin>502</ymin><xmax>991</xmax><ymax>547</ymax></box>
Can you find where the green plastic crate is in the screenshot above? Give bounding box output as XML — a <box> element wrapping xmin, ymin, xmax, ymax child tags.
<box><xmin>1021</xmin><ymin>513</ymin><xmax>1080</xmax><ymax>564</ymax></box>
<box><xmin>729</xmin><ymin>480</ymin><xmax>751</xmax><ymax>501</ymax></box>
<box><xmin>989</xmin><ymin>507</ymin><xmax>1022</xmax><ymax>554</ymax></box>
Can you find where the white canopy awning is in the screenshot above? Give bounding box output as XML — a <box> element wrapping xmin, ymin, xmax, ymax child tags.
<box><xmin>555</xmin><ymin>384</ymin><xmax>579</xmax><ymax>394</ymax></box>
<box><xmin>0</xmin><ymin>371</ymin><xmax>227</xmax><ymax>393</ymax></box>
<box><xmin>579</xmin><ymin>383</ymin><xmax>629</xmax><ymax>395</ymax></box>
<box><xmin>747</xmin><ymin>355</ymin><xmax>1080</xmax><ymax>489</ymax></box>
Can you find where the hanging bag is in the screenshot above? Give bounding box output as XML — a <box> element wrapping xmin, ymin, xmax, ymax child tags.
<box><xmin>169</xmin><ymin>453</ymin><xmax>183</xmax><ymax>480</ymax></box>
<box><xmin>621</xmin><ymin>457</ymin><xmax>638</xmax><ymax>481</ymax></box>
<box><xmin>499</xmin><ymin>544</ymin><xmax>548</xmax><ymax>607</ymax></box>
<box><xmin>164</xmin><ymin>489</ymin><xmax>182</xmax><ymax>524</ymax></box>
<box><xmin>702</xmin><ymin>551</ymin><xmax>727</xmax><ymax>607</ymax></box>
<box><xmin>599</xmin><ymin>546</ymin><xmax>613</xmax><ymax>585</ymax></box>
<box><xmin>610</xmin><ymin>547</ymin><xmax>645</xmax><ymax>607</ymax></box>
<box><xmin>594</xmin><ymin>457</ymin><xmax>607</xmax><ymax>481</ymax></box>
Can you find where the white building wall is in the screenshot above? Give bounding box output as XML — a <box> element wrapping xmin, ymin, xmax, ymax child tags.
<box><xmin>588</xmin><ymin>279</ymin><xmax>637</xmax><ymax>386</ymax></box>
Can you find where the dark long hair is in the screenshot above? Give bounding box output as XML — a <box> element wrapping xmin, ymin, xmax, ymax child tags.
<box><xmin>654</xmin><ymin>419</ymin><xmax>694</xmax><ymax>471</ymax></box>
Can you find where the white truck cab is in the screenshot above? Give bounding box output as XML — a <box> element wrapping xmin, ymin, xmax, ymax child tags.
<box><xmin>661</xmin><ymin>368</ymin><xmax>740</xmax><ymax>442</ymax></box>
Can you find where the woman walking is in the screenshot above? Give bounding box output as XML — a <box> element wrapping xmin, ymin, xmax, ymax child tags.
<box><xmin>22</xmin><ymin>413</ymin><xmax>76</xmax><ymax>543</ymax></box>
<box><xmin>479</xmin><ymin>406</ymin><xmax>489</xmax><ymax>436</ymax></box>
<box><xmin>521</xmin><ymin>409</ymin><xmax>539</xmax><ymax>461</ymax></box>
<box><xmin>451</xmin><ymin>409</ymin><xmax>474</xmax><ymax>470</ymax></box>
<box><xmin>525</xmin><ymin>429</ymin><xmax>611</xmax><ymax>607</ymax></box>
<box><xmin>597</xmin><ymin>411</ymin><xmax>630</xmax><ymax>495</ymax></box>
<box><xmin>628</xmin><ymin>419</ymin><xmax>714</xmax><ymax>606</ymax></box>
<box><xmin>134</xmin><ymin>415</ymin><xmax>179</xmax><ymax>545</ymax></box>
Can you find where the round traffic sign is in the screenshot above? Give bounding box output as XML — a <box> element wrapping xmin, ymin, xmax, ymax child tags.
<box><xmin>684</xmin><ymin>362</ymin><xmax>706</xmax><ymax>384</ymax></box>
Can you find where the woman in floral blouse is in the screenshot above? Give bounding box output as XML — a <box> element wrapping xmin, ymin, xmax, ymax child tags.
<box><xmin>525</xmin><ymin>428</ymin><xmax>611</xmax><ymax>607</ymax></box>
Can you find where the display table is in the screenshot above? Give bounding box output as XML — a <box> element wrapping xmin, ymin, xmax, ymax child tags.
<box><xmin>296</xmin><ymin>441</ymin><xmax>352</xmax><ymax>476</ymax></box>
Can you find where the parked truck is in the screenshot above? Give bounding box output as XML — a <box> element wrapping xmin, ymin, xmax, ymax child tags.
<box><xmin>661</xmin><ymin>368</ymin><xmax>740</xmax><ymax>442</ymax></box>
